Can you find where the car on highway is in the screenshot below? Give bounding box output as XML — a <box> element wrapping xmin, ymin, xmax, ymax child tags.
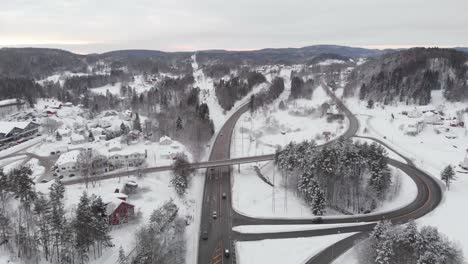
<box><xmin>311</xmin><ymin>217</ymin><xmax>323</xmax><ymax>224</ymax></box>
<box><xmin>222</xmin><ymin>192</ymin><xmax>227</xmax><ymax>199</ymax></box>
<box><xmin>212</xmin><ymin>211</ymin><xmax>217</xmax><ymax>219</ymax></box>
<box><xmin>224</xmin><ymin>249</ymin><xmax>230</xmax><ymax>258</ymax></box>
<box><xmin>201</xmin><ymin>230</ymin><xmax>208</xmax><ymax>240</ymax></box>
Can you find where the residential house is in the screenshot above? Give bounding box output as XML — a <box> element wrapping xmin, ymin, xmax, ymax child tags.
<box><xmin>103</xmin><ymin>193</ymin><xmax>135</xmax><ymax>225</ymax></box>
<box><xmin>0</xmin><ymin>121</ymin><xmax>39</xmax><ymax>145</ymax></box>
<box><xmin>70</xmin><ymin>134</ymin><xmax>86</xmax><ymax>145</ymax></box>
<box><xmin>408</xmin><ymin>108</ymin><xmax>423</xmax><ymax>118</ymax></box>
<box><xmin>55</xmin><ymin>150</ymin><xmax>80</xmax><ymax>177</ymax></box>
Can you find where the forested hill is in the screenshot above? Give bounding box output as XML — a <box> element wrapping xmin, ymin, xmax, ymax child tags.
<box><xmin>0</xmin><ymin>45</ymin><xmax>389</xmax><ymax>79</ymax></box>
<box><xmin>0</xmin><ymin>48</ymin><xmax>87</xmax><ymax>79</ymax></box>
<box><xmin>344</xmin><ymin>48</ymin><xmax>468</xmax><ymax>104</ymax></box>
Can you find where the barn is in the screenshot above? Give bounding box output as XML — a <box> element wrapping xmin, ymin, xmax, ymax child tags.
<box><xmin>104</xmin><ymin>193</ymin><xmax>135</xmax><ymax>225</ymax></box>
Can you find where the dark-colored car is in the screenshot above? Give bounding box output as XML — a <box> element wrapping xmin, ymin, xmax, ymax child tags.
<box><xmin>201</xmin><ymin>231</ymin><xmax>208</xmax><ymax>240</ymax></box>
<box><xmin>311</xmin><ymin>217</ymin><xmax>323</xmax><ymax>224</ymax></box>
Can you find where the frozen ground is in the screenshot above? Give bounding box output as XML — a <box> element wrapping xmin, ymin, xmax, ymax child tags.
<box><xmin>236</xmin><ymin>233</ymin><xmax>356</xmax><ymax>264</ymax></box>
<box><xmin>35</xmin><ymin>170</ymin><xmax>204</xmax><ymax>264</ymax></box>
<box><xmin>342</xmin><ymin>89</ymin><xmax>468</xmax><ymax>256</ymax></box>
<box><xmin>233</xmin><ymin>223</ymin><xmax>368</xmax><ymax>234</ymax></box>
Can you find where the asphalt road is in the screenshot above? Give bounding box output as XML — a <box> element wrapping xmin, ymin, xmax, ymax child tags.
<box><xmin>197</xmin><ymin>103</ymin><xmax>250</xmax><ymax>264</ymax></box>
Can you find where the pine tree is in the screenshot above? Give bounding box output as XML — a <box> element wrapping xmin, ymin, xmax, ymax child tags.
<box><xmin>176</xmin><ymin>116</ymin><xmax>183</xmax><ymax>131</ymax></box>
<box><xmin>56</xmin><ymin>131</ymin><xmax>63</xmax><ymax>141</ymax></box>
<box><xmin>90</xmin><ymin>195</ymin><xmax>113</xmax><ymax>257</ymax></box>
<box><xmin>118</xmin><ymin>246</ymin><xmax>129</xmax><ymax>264</ymax></box>
<box><xmin>372</xmin><ymin>221</ymin><xmax>394</xmax><ymax>264</ymax></box>
<box><xmin>133</xmin><ymin>113</ymin><xmax>142</xmax><ymax>132</ymax></box>
<box><xmin>120</xmin><ymin>122</ymin><xmax>129</xmax><ymax>135</ymax></box>
<box><xmin>441</xmin><ymin>165</ymin><xmax>456</xmax><ymax>190</ymax></box>
<box><xmin>312</xmin><ymin>186</ymin><xmax>326</xmax><ymax>216</ymax></box>
<box><xmin>74</xmin><ymin>192</ymin><xmax>94</xmax><ymax>264</ymax></box>
<box><xmin>49</xmin><ymin>179</ymin><xmax>67</xmax><ymax>263</ymax></box>
<box><xmin>34</xmin><ymin>194</ymin><xmax>51</xmax><ymax>261</ymax></box>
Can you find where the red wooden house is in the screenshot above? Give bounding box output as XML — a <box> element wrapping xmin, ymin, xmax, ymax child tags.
<box><xmin>104</xmin><ymin>193</ymin><xmax>135</xmax><ymax>225</ymax></box>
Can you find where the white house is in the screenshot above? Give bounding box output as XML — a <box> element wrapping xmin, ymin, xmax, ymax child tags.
<box><xmin>56</xmin><ymin>128</ymin><xmax>72</xmax><ymax>137</ymax></box>
<box><xmin>70</xmin><ymin>134</ymin><xmax>86</xmax><ymax>145</ymax></box>
<box><xmin>404</xmin><ymin>120</ymin><xmax>424</xmax><ymax>136</ymax></box>
<box><xmin>55</xmin><ymin>150</ymin><xmax>81</xmax><ymax>177</ymax></box>
<box><xmin>159</xmin><ymin>136</ymin><xmax>173</xmax><ymax>145</ymax></box>
<box><xmin>460</xmin><ymin>149</ymin><xmax>468</xmax><ymax>170</ymax></box>
<box><xmin>408</xmin><ymin>108</ymin><xmax>422</xmax><ymax>118</ymax></box>
<box><xmin>108</xmin><ymin>149</ymin><xmax>146</xmax><ymax>168</ymax></box>
<box><xmin>423</xmin><ymin>112</ymin><xmax>443</xmax><ymax>125</ymax></box>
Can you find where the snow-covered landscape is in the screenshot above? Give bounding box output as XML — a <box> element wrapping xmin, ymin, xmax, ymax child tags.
<box><xmin>1</xmin><ymin>9</ymin><xmax>468</xmax><ymax>263</ymax></box>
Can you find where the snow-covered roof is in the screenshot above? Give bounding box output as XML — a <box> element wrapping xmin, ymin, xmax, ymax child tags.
<box><xmin>0</xmin><ymin>99</ymin><xmax>21</xmax><ymax>107</ymax></box>
<box><xmin>159</xmin><ymin>135</ymin><xmax>172</xmax><ymax>144</ymax></box>
<box><xmin>55</xmin><ymin>150</ymin><xmax>80</xmax><ymax>166</ymax></box>
<box><xmin>57</xmin><ymin>128</ymin><xmax>71</xmax><ymax>136</ymax></box>
<box><xmin>102</xmin><ymin>193</ymin><xmax>133</xmax><ymax>214</ymax></box>
<box><xmin>108</xmin><ymin>141</ymin><xmax>122</xmax><ymax>151</ymax></box>
<box><xmin>70</xmin><ymin>134</ymin><xmax>85</xmax><ymax>142</ymax></box>
<box><xmin>0</xmin><ymin>121</ymin><xmax>31</xmax><ymax>135</ymax></box>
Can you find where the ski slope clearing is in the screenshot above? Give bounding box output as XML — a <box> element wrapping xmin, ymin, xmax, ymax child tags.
<box><xmin>236</xmin><ymin>233</ymin><xmax>356</xmax><ymax>264</ymax></box>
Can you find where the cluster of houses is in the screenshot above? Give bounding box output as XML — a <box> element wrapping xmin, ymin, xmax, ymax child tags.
<box><xmin>402</xmin><ymin>106</ymin><xmax>465</xmax><ymax>137</ymax></box>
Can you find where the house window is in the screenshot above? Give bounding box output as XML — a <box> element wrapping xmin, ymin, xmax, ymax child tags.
<box><xmin>61</xmin><ymin>167</ymin><xmax>66</xmax><ymax>170</ymax></box>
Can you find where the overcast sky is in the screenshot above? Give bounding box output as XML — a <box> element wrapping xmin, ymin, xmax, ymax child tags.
<box><xmin>0</xmin><ymin>0</ymin><xmax>467</xmax><ymax>54</ymax></box>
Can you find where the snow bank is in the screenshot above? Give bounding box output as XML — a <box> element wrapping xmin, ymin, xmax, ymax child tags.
<box><xmin>236</xmin><ymin>233</ymin><xmax>356</xmax><ymax>264</ymax></box>
<box><xmin>233</xmin><ymin>223</ymin><xmax>369</xmax><ymax>234</ymax></box>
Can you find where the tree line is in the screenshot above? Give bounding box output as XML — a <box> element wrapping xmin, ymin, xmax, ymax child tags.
<box><xmin>358</xmin><ymin>221</ymin><xmax>463</xmax><ymax>264</ymax></box>
<box><xmin>0</xmin><ymin>167</ymin><xmax>113</xmax><ymax>264</ymax></box>
<box><xmin>274</xmin><ymin>139</ymin><xmax>391</xmax><ymax>215</ymax></box>
<box><xmin>250</xmin><ymin>77</ymin><xmax>285</xmax><ymax>111</ymax></box>
<box><xmin>214</xmin><ymin>71</ymin><xmax>266</xmax><ymax>111</ymax></box>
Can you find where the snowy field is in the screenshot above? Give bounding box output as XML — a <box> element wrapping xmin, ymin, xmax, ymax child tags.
<box><xmin>339</xmin><ymin>89</ymin><xmax>468</xmax><ymax>259</ymax></box>
<box><xmin>232</xmin><ymin>161</ymin><xmax>315</xmax><ymax>218</ymax></box>
<box><xmin>236</xmin><ymin>233</ymin><xmax>356</xmax><ymax>264</ymax></box>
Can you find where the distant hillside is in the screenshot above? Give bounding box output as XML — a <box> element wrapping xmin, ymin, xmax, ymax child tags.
<box><xmin>344</xmin><ymin>48</ymin><xmax>468</xmax><ymax>104</ymax></box>
<box><xmin>196</xmin><ymin>45</ymin><xmax>386</xmax><ymax>66</ymax></box>
<box><xmin>0</xmin><ymin>48</ymin><xmax>87</xmax><ymax>79</ymax></box>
